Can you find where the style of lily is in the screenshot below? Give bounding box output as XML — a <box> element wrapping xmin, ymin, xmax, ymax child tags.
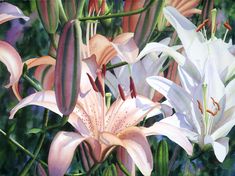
<box><xmin>10</xmin><ymin>57</ymin><xmax>193</xmax><ymax>176</ymax></box>
<box><xmin>147</xmin><ymin>58</ymin><xmax>235</xmax><ymax>162</ymax></box>
<box><xmin>137</xmin><ymin>6</ymin><xmax>235</xmax><ymax>88</ymax></box>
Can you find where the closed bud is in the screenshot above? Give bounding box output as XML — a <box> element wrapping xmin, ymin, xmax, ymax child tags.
<box><xmin>155</xmin><ymin>139</ymin><xmax>169</xmax><ymax>176</ymax></box>
<box><xmin>64</xmin><ymin>0</ymin><xmax>86</xmax><ymax>19</ymax></box>
<box><xmin>103</xmin><ymin>164</ymin><xmax>118</xmax><ymax>176</ymax></box>
<box><xmin>134</xmin><ymin>0</ymin><xmax>164</xmax><ymax>49</ymax></box>
<box><xmin>36</xmin><ymin>0</ymin><xmax>59</xmax><ymax>34</ymax></box>
<box><xmin>55</xmin><ymin>19</ymin><xmax>82</xmax><ymax>115</ymax></box>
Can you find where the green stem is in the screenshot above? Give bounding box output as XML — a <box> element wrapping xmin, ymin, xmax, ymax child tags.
<box><xmin>78</xmin><ymin>0</ymin><xmax>156</xmax><ymax>21</ymax></box>
<box><xmin>106</xmin><ymin>62</ymin><xmax>128</xmax><ymax>70</ymax></box>
<box><xmin>19</xmin><ymin>110</ymin><xmax>49</xmax><ymax>175</ymax></box>
<box><xmin>117</xmin><ymin>159</ymin><xmax>131</xmax><ymax>176</ymax></box>
<box><xmin>22</xmin><ymin>74</ymin><xmax>43</xmax><ymax>91</ymax></box>
<box><xmin>58</xmin><ymin>0</ymin><xmax>68</xmax><ymax>25</ymax></box>
<box><xmin>87</xmin><ymin>163</ymin><xmax>101</xmax><ymax>175</ymax></box>
<box><xmin>0</xmin><ymin>129</ymin><xmax>48</xmax><ymax>168</ymax></box>
<box><xmin>49</xmin><ymin>33</ymin><xmax>58</xmax><ymax>50</ymax></box>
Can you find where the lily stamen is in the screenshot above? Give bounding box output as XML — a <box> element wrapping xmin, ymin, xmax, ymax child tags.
<box><xmin>211</xmin><ymin>97</ymin><xmax>220</xmax><ymax>111</ymax></box>
<box><xmin>224</xmin><ymin>22</ymin><xmax>232</xmax><ymax>31</ymax></box>
<box><xmin>129</xmin><ymin>77</ymin><xmax>137</xmax><ymax>98</ymax></box>
<box><xmin>206</xmin><ymin>109</ymin><xmax>218</xmax><ymax>116</ymax></box>
<box><xmin>97</xmin><ymin>71</ymin><xmax>105</xmax><ymax>97</ymax></box>
<box><xmin>196</xmin><ymin>19</ymin><xmax>209</xmax><ymax>32</ymax></box>
<box><xmin>102</xmin><ymin>64</ymin><xmax>106</xmax><ymax>77</ymax></box>
<box><xmin>197</xmin><ymin>100</ymin><xmax>203</xmax><ymax>114</ymax></box>
<box><xmin>87</xmin><ymin>73</ymin><xmax>99</xmax><ymax>92</ymax></box>
<box><xmin>118</xmin><ymin>84</ymin><xmax>126</xmax><ymax>101</ymax></box>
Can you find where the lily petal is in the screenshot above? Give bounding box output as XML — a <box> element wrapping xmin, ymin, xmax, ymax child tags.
<box><xmin>204</xmin><ymin>136</ymin><xmax>229</xmax><ymax>162</ymax></box>
<box><xmin>141</xmin><ymin>122</ymin><xmax>193</xmax><ymax>155</ymax></box>
<box><xmin>12</xmin><ymin>56</ymin><xmax>56</xmax><ymax>100</ymax></box>
<box><xmin>48</xmin><ymin>131</ymin><xmax>87</xmax><ymax>176</ymax></box>
<box><xmin>0</xmin><ymin>41</ymin><xmax>23</xmax><ymax>88</ymax></box>
<box><xmin>212</xmin><ymin>106</ymin><xmax>235</xmax><ymax>140</ymax></box>
<box><xmin>112</xmin><ymin>33</ymin><xmax>139</xmax><ymax>63</ymax></box>
<box><xmin>9</xmin><ymin>90</ymin><xmax>91</xmax><ymax>136</ymax></box>
<box><xmin>0</xmin><ymin>2</ymin><xmax>29</xmax><ymax>24</ymax></box>
<box><xmin>100</xmin><ymin>127</ymin><xmax>153</xmax><ymax>176</ymax></box>
<box><xmin>105</xmin><ymin>95</ymin><xmax>159</xmax><ymax>133</ymax></box>
<box><xmin>225</xmin><ymin>79</ymin><xmax>235</xmax><ymax>110</ymax></box>
<box><xmin>146</xmin><ymin>76</ymin><xmax>202</xmax><ymax>134</ymax></box>
<box><xmin>160</xmin><ymin>113</ymin><xmax>198</xmax><ymax>142</ymax></box>
<box><xmin>117</xmin><ymin>147</ymin><xmax>135</xmax><ymax>176</ymax></box>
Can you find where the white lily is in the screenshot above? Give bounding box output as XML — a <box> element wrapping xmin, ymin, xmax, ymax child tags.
<box><xmin>147</xmin><ymin>59</ymin><xmax>235</xmax><ymax>162</ymax></box>
<box><xmin>137</xmin><ymin>6</ymin><xmax>235</xmax><ymax>87</ymax></box>
<box><xmin>106</xmin><ymin>37</ymin><xmax>180</xmax><ymax>99</ymax></box>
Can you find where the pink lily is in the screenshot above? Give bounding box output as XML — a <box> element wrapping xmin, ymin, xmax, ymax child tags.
<box><xmin>10</xmin><ymin>57</ymin><xmax>193</xmax><ymax>176</ymax></box>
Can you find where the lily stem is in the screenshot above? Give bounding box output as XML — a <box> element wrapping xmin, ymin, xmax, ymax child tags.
<box><xmin>78</xmin><ymin>0</ymin><xmax>155</xmax><ymax>21</ymax></box>
<box><xmin>106</xmin><ymin>61</ymin><xmax>128</xmax><ymax>70</ymax></box>
<box><xmin>22</xmin><ymin>73</ymin><xmax>43</xmax><ymax>92</ymax></box>
<box><xmin>0</xmin><ymin>128</ymin><xmax>48</xmax><ymax>168</ymax></box>
<box><xmin>19</xmin><ymin>109</ymin><xmax>49</xmax><ymax>176</ymax></box>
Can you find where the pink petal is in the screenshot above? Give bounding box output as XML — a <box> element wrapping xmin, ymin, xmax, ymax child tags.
<box><xmin>100</xmin><ymin>127</ymin><xmax>153</xmax><ymax>176</ymax></box>
<box><xmin>12</xmin><ymin>56</ymin><xmax>56</xmax><ymax>100</ymax></box>
<box><xmin>141</xmin><ymin>122</ymin><xmax>193</xmax><ymax>155</ymax></box>
<box><xmin>0</xmin><ymin>2</ymin><xmax>29</xmax><ymax>24</ymax></box>
<box><xmin>117</xmin><ymin>147</ymin><xmax>135</xmax><ymax>176</ymax></box>
<box><xmin>112</xmin><ymin>33</ymin><xmax>139</xmax><ymax>63</ymax></box>
<box><xmin>0</xmin><ymin>41</ymin><xmax>23</xmax><ymax>88</ymax></box>
<box><xmin>89</xmin><ymin>34</ymin><xmax>116</xmax><ymax>66</ymax></box>
<box><xmin>9</xmin><ymin>90</ymin><xmax>91</xmax><ymax>136</ymax></box>
<box><xmin>105</xmin><ymin>95</ymin><xmax>159</xmax><ymax>133</ymax></box>
<box><xmin>48</xmin><ymin>131</ymin><xmax>86</xmax><ymax>176</ymax></box>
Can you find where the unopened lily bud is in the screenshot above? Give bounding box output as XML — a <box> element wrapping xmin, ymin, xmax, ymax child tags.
<box><xmin>155</xmin><ymin>139</ymin><xmax>169</xmax><ymax>176</ymax></box>
<box><xmin>103</xmin><ymin>164</ymin><xmax>118</xmax><ymax>176</ymax></box>
<box><xmin>64</xmin><ymin>0</ymin><xmax>86</xmax><ymax>19</ymax></box>
<box><xmin>55</xmin><ymin>20</ymin><xmax>82</xmax><ymax>115</ymax></box>
<box><xmin>36</xmin><ymin>0</ymin><xmax>59</xmax><ymax>34</ymax></box>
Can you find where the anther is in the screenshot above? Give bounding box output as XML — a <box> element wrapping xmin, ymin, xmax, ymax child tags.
<box><xmin>197</xmin><ymin>100</ymin><xmax>203</xmax><ymax>114</ymax></box>
<box><xmin>224</xmin><ymin>22</ymin><xmax>232</xmax><ymax>31</ymax></box>
<box><xmin>87</xmin><ymin>73</ymin><xmax>98</xmax><ymax>92</ymax></box>
<box><xmin>129</xmin><ymin>77</ymin><xmax>137</xmax><ymax>98</ymax></box>
<box><xmin>102</xmin><ymin>64</ymin><xmax>106</xmax><ymax>77</ymax></box>
<box><xmin>206</xmin><ymin>109</ymin><xmax>218</xmax><ymax>116</ymax></box>
<box><xmin>96</xmin><ymin>71</ymin><xmax>105</xmax><ymax>97</ymax></box>
<box><xmin>211</xmin><ymin>97</ymin><xmax>220</xmax><ymax>111</ymax></box>
<box><xmin>118</xmin><ymin>84</ymin><xmax>126</xmax><ymax>101</ymax></box>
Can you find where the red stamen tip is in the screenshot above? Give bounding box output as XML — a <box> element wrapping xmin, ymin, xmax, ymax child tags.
<box><xmin>96</xmin><ymin>70</ymin><xmax>105</xmax><ymax>97</ymax></box>
<box><xmin>203</xmin><ymin>19</ymin><xmax>209</xmax><ymax>24</ymax></box>
<box><xmin>87</xmin><ymin>73</ymin><xmax>98</xmax><ymax>92</ymax></box>
<box><xmin>129</xmin><ymin>77</ymin><xmax>137</xmax><ymax>98</ymax></box>
<box><xmin>102</xmin><ymin>64</ymin><xmax>106</xmax><ymax>77</ymax></box>
<box><xmin>224</xmin><ymin>22</ymin><xmax>232</xmax><ymax>31</ymax></box>
<box><xmin>118</xmin><ymin>84</ymin><xmax>126</xmax><ymax>101</ymax></box>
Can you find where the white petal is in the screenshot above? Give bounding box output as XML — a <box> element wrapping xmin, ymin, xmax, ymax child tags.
<box><xmin>160</xmin><ymin>113</ymin><xmax>199</xmax><ymax>142</ymax></box>
<box><xmin>204</xmin><ymin>136</ymin><xmax>229</xmax><ymax>162</ymax></box>
<box><xmin>141</xmin><ymin>122</ymin><xmax>193</xmax><ymax>155</ymax></box>
<box><xmin>225</xmin><ymin>79</ymin><xmax>235</xmax><ymax>110</ymax></box>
